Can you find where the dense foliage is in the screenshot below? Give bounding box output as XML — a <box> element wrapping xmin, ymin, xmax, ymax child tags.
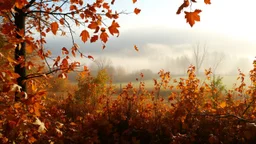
<box><xmin>1</xmin><ymin>65</ymin><xmax>256</xmax><ymax>143</ymax></box>
<box><xmin>2</xmin><ymin>0</ymin><xmax>256</xmax><ymax>144</ymax></box>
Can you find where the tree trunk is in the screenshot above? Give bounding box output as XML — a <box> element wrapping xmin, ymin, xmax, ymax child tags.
<box><xmin>14</xmin><ymin>7</ymin><xmax>26</xmax><ymax>101</ymax></box>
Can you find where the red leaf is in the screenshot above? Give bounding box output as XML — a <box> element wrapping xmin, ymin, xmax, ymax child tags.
<box><xmin>134</xmin><ymin>8</ymin><xmax>141</xmax><ymax>15</ymax></box>
<box><xmin>51</xmin><ymin>22</ymin><xmax>59</xmax><ymax>35</ymax></box>
<box><xmin>80</xmin><ymin>30</ymin><xmax>90</xmax><ymax>43</ymax></box>
<box><xmin>111</xmin><ymin>0</ymin><xmax>115</xmax><ymax>4</ymax></box>
<box><xmin>70</xmin><ymin>5</ymin><xmax>77</xmax><ymax>11</ymax></box>
<box><xmin>132</xmin><ymin>0</ymin><xmax>137</xmax><ymax>3</ymax></box>
<box><xmin>90</xmin><ymin>35</ymin><xmax>98</xmax><ymax>43</ymax></box>
<box><xmin>88</xmin><ymin>55</ymin><xmax>94</xmax><ymax>60</ymax></box>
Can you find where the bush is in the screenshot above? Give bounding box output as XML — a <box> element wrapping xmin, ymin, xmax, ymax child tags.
<box><xmin>2</xmin><ymin>65</ymin><xmax>256</xmax><ymax>143</ymax></box>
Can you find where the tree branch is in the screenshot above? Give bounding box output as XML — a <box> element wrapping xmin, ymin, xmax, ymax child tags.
<box><xmin>25</xmin><ymin>0</ymin><xmax>36</xmax><ymax>9</ymax></box>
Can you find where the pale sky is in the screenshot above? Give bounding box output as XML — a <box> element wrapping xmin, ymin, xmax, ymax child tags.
<box><xmin>117</xmin><ymin>0</ymin><xmax>256</xmax><ymax>41</ymax></box>
<box><xmin>46</xmin><ymin>0</ymin><xmax>256</xmax><ymax>74</ymax></box>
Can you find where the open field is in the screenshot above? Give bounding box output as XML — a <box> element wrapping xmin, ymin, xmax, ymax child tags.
<box><xmin>113</xmin><ymin>75</ymin><xmax>252</xmax><ymax>93</ymax></box>
<box><xmin>49</xmin><ymin>75</ymin><xmax>252</xmax><ymax>102</ymax></box>
<box><xmin>110</xmin><ymin>75</ymin><xmax>252</xmax><ymax>105</ymax></box>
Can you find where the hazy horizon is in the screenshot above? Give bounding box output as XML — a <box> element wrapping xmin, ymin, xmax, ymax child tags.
<box><xmin>43</xmin><ymin>0</ymin><xmax>256</xmax><ymax>75</ymax></box>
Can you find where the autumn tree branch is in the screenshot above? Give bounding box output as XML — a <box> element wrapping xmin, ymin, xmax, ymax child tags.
<box><xmin>25</xmin><ymin>0</ymin><xmax>36</xmax><ymax>9</ymax></box>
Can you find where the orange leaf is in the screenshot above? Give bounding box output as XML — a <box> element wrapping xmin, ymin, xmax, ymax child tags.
<box><xmin>27</xmin><ymin>61</ymin><xmax>34</xmax><ymax>70</ymax></box>
<box><xmin>220</xmin><ymin>102</ymin><xmax>226</xmax><ymax>108</ymax></box>
<box><xmin>80</xmin><ymin>13</ymin><xmax>85</xmax><ymax>19</ymax></box>
<box><xmin>15</xmin><ymin>0</ymin><xmax>26</xmax><ymax>9</ymax></box>
<box><xmin>34</xmin><ymin>103</ymin><xmax>41</xmax><ymax>117</ymax></box>
<box><xmin>51</xmin><ymin>22</ymin><xmax>59</xmax><ymax>35</ymax></box>
<box><xmin>53</xmin><ymin>56</ymin><xmax>60</xmax><ymax>67</ymax></box>
<box><xmin>176</xmin><ymin>0</ymin><xmax>190</xmax><ymax>14</ymax></box>
<box><xmin>26</xmin><ymin>43</ymin><xmax>33</xmax><ymax>53</ymax></box>
<box><xmin>14</xmin><ymin>103</ymin><xmax>21</xmax><ymax>109</ymax></box>
<box><xmin>58</xmin><ymin>73</ymin><xmax>67</xmax><ymax>79</ymax></box>
<box><xmin>88</xmin><ymin>22</ymin><xmax>98</xmax><ymax>29</ymax></box>
<box><xmin>70</xmin><ymin>122</ymin><xmax>76</xmax><ymax>126</ymax></box>
<box><xmin>7</xmin><ymin>56</ymin><xmax>17</xmax><ymax>64</ymax></box>
<box><xmin>31</xmin><ymin>81</ymin><xmax>36</xmax><ymax>92</ymax></box>
<box><xmin>61</xmin><ymin>58</ymin><xmax>69</xmax><ymax>68</ymax></box>
<box><xmin>80</xmin><ymin>30</ymin><xmax>90</xmax><ymax>43</ymax></box>
<box><xmin>134</xmin><ymin>8</ymin><xmax>141</xmax><ymax>15</ymax></box>
<box><xmin>103</xmin><ymin>3</ymin><xmax>109</xmax><ymax>9</ymax></box>
<box><xmin>100</xmin><ymin>32</ymin><xmax>109</xmax><ymax>43</ymax></box>
<box><xmin>59</xmin><ymin>18</ymin><xmax>65</xmax><ymax>25</ymax></box>
<box><xmin>204</xmin><ymin>0</ymin><xmax>211</xmax><ymax>4</ymax></box>
<box><xmin>132</xmin><ymin>0</ymin><xmax>137</xmax><ymax>3</ymax></box>
<box><xmin>62</xmin><ymin>47</ymin><xmax>69</xmax><ymax>55</ymax></box>
<box><xmin>90</xmin><ymin>35</ymin><xmax>98</xmax><ymax>43</ymax></box>
<box><xmin>70</xmin><ymin>5</ymin><xmax>77</xmax><ymax>11</ymax></box>
<box><xmin>41</xmin><ymin>32</ymin><xmax>46</xmax><ymax>37</ymax></box>
<box><xmin>134</xmin><ymin>45</ymin><xmax>139</xmax><ymax>52</ymax></box>
<box><xmin>108</xmin><ymin>20</ymin><xmax>120</xmax><ymax>36</ymax></box>
<box><xmin>84</xmin><ymin>66</ymin><xmax>88</xmax><ymax>71</ymax></box>
<box><xmin>184</xmin><ymin>9</ymin><xmax>201</xmax><ymax>27</ymax></box>
<box><xmin>28</xmin><ymin>136</ymin><xmax>37</xmax><ymax>143</ymax></box>
<box><xmin>72</xmin><ymin>50</ymin><xmax>76</xmax><ymax>57</ymax></box>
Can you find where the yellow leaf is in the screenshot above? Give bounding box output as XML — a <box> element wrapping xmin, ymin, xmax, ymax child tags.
<box><xmin>220</xmin><ymin>101</ymin><xmax>226</xmax><ymax>108</ymax></box>
<box><xmin>31</xmin><ymin>81</ymin><xmax>37</xmax><ymax>92</ymax></box>
<box><xmin>7</xmin><ymin>56</ymin><xmax>17</xmax><ymax>64</ymax></box>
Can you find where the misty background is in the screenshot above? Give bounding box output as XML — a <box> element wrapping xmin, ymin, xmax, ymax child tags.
<box><xmin>41</xmin><ymin>0</ymin><xmax>256</xmax><ymax>84</ymax></box>
<box><xmin>45</xmin><ymin>27</ymin><xmax>255</xmax><ymax>83</ymax></box>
